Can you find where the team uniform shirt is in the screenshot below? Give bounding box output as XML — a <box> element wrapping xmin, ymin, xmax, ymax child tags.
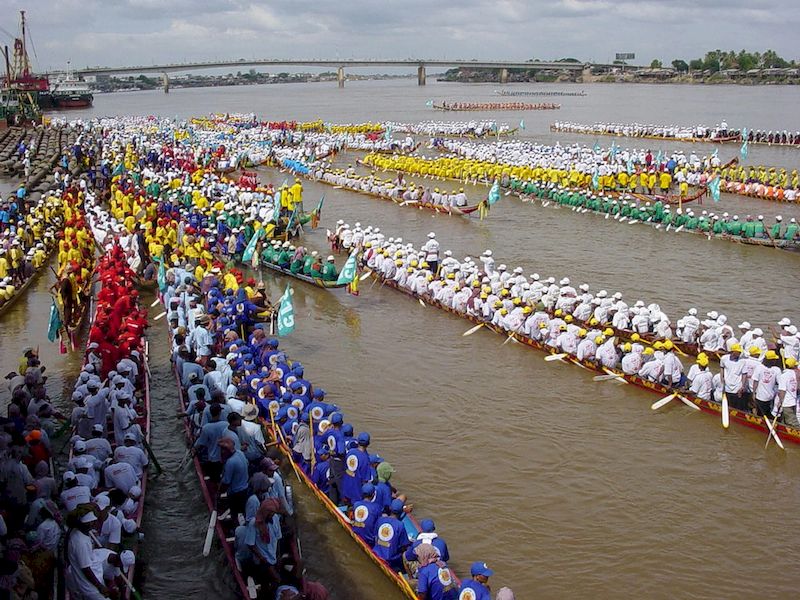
<box><xmin>689</xmin><ymin>370</ymin><xmax>714</xmax><ymax>400</ymax></box>
<box><xmin>100</xmin><ymin>513</ymin><xmax>122</xmax><ymax>547</ymax></box>
<box><xmin>67</xmin><ymin>529</ymin><xmax>103</xmax><ymax>600</ymax></box>
<box><xmin>341</xmin><ymin>448</ymin><xmax>371</xmax><ymax>502</ymax></box>
<box><xmin>458</xmin><ymin>580</ymin><xmax>492</xmax><ymax>600</ymax></box>
<box><xmin>752</xmin><ymin>363</ymin><xmax>781</xmax><ymax>403</ymax></box>
<box><xmin>221</xmin><ymin>450</ymin><xmax>249</xmax><ymax>494</ymax></box>
<box><xmin>417</xmin><ymin>562</ymin><xmax>458</xmax><ymax>600</ymax></box>
<box><xmin>372</xmin><ymin>515</ymin><xmax>410</xmax><ymax>563</ymax></box>
<box><xmin>777</xmin><ymin>370</ymin><xmax>798</xmax><ymax>408</ymax></box>
<box><xmin>720</xmin><ymin>355</ymin><xmax>746</xmax><ymax>393</ymax></box>
<box><xmin>114</xmin><ymin>446</ymin><xmax>149</xmax><ymax>478</ymax></box>
<box><xmin>351</xmin><ymin>499</ymin><xmax>381</xmax><ymax>546</ymax></box>
<box><xmin>104</xmin><ymin>461</ymin><xmax>139</xmax><ymax>494</ymax></box>
<box><xmin>84</xmin><ymin>437</ymin><xmax>113</xmax><ymax>462</ymax></box>
<box><xmin>60</xmin><ymin>485</ymin><xmax>91</xmax><ymax>512</ymax></box>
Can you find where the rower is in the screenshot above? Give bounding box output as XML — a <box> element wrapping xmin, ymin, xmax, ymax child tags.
<box><xmin>720</xmin><ymin>344</ymin><xmax>747</xmax><ymax>411</ymax></box>
<box><xmin>321</xmin><ymin>256</ymin><xmax>338</xmax><ymax>282</ymax></box>
<box><xmin>342</xmin><ymin>432</ymin><xmax>372</xmax><ymax>506</ymax></box>
<box><xmin>751</xmin><ymin>350</ymin><xmax>781</xmax><ymax>417</ymax></box>
<box><xmin>688</xmin><ymin>354</ymin><xmax>713</xmax><ymax>400</ymax></box>
<box><xmin>775</xmin><ymin>357</ymin><xmax>799</xmax><ymax>427</ymax></box>
<box><xmin>458</xmin><ymin>561</ymin><xmax>494</xmax><ymax>600</ymax></box>
<box><xmin>351</xmin><ymin>483</ymin><xmax>381</xmax><ymax>546</ymax></box>
<box><xmin>372</xmin><ymin>498</ymin><xmax>411</xmax><ymax>573</ymax></box>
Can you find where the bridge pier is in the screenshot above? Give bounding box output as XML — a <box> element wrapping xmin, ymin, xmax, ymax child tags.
<box><xmin>499</xmin><ymin>68</ymin><xmax>509</xmax><ymax>84</ymax></box>
<box><xmin>162</xmin><ymin>72</ymin><xmax>169</xmax><ymax>94</ymax></box>
<box><xmin>417</xmin><ymin>65</ymin><xmax>426</xmax><ymax>86</ymax></box>
<box><xmin>337</xmin><ymin>66</ymin><xmax>345</xmax><ymax>88</ymax></box>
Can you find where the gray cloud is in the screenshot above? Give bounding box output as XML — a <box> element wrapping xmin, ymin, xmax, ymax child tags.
<box><xmin>1</xmin><ymin>0</ymin><xmax>797</xmax><ymax>71</ymax></box>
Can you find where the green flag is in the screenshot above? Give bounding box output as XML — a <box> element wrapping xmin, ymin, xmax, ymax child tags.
<box><xmin>487</xmin><ymin>179</ymin><xmax>501</xmax><ymax>206</ymax></box>
<box><xmin>242</xmin><ymin>228</ymin><xmax>263</xmax><ymax>262</ymax></box>
<box><xmin>277</xmin><ymin>284</ymin><xmax>295</xmax><ymax>336</ymax></box>
<box><xmin>336</xmin><ymin>250</ymin><xmax>358</xmax><ymax>285</ymax></box>
<box><xmin>47</xmin><ymin>299</ymin><xmax>62</xmax><ymax>343</ymax></box>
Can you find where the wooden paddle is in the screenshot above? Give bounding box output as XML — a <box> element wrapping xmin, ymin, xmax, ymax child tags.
<box><xmin>676</xmin><ymin>395</ymin><xmax>701</xmax><ymax>411</ymax></box>
<box><xmin>463</xmin><ymin>323</ymin><xmax>484</xmax><ymax>336</ymax></box>
<box><xmin>203</xmin><ymin>507</ymin><xmax>217</xmax><ymax>556</ymax></box>
<box><xmin>544</xmin><ymin>353</ymin><xmax>568</xmax><ymax>362</ymax></box>
<box><xmin>153</xmin><ymin>311</ymin><xmax>167</xmax><ymax>321</ymax></box>
<box><xmin>602</xmin><ymin>367</ymin><xmax>628</xmax><ymax>384</ymax></box>
<box><xmin>763</xmin><ymin>414</ymin><xmax>785</xmax><ymax>450</ymax></box>
<box><xmin>719</xmin><ymin>364</ymin><xmax>730</xmax><ymax>429</ymax></box>
<box><xmin>359</xmin><ymin>270</ymin><xmax>373</xmax><ymax>281</ymax></box>
<box><xmin>651</xmin><ymin>393</ymin><xmax>676</xmax><ymax>410</ymax></box>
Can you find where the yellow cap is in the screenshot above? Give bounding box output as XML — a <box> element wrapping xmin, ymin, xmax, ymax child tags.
<box><xmin>523</xmin><ymin>306</ymin><xmax>532</xmax><ymax>314</ymax></box>
<box><xmin>480</xmin><ymin>293</ymin><xmax>488</xmax><ymax>299</ymax></box>
<box><xmin>653</xmin><ymin>341</ymin><xmax>664</xmax><ymax>350</ymax></box>
<box><xmin>589</xmin><ymin>318</ymin><xmax>599</xmax><ymax>326</ymax></box>
<box><xmin>554</xmin><ymin>309</ymin><xmax>563</xmax><ymax>317</ymax></box>
<box><xmin>644</xmin><ymin>347</ymin><xmax>654</xmax><ymax>355</ymax></box>
<box><xmin>578</xmin><ymin>328</ymin><xmax>587</xmax><ymax>337</ymax></box>
<box><xmin>410</xmin><ymin>260</ymin><xmax>419</xmax><ymax>267</ymax></box>
<box><xmin>407</xmin><ymin>267</ymin><xmax>414</xmax><ymax>273</ymax></box>
<box><xmin>472</xmin><ymin>280</ymin><xmax>480</xmax><ymax>288</ymax></box>
<box><xmin>663</xmin><ymin>339</ymin><xmax>674</xmax><ymax>350</ymax></box>
<box><xmin>594</xmin><ymin>335</ymin><xmax>605</xmax><ymax>344</ymax></box>
<box><xmin>765</xmin><ymin>350</ymin><xmax>779</xmax><ymax>360</ymax></box>
<box><xmin>565</xmin><ymin>315</ymin><xmax>573</xmax><ymax>323</ymax></box>
<box><xmin>539</xmin><ymin>322</ymin><xmax>548</xmax><ymax>329</ymax></box>
<box><xmin>559</xmin><ymin>324</ymin><xmax>567</xmax><ymax>331</ymax></box>
<box><xmin>494</xmin><ymin>300</ymin><xmax>503</xmax><ymax>308</ymax></box>
<box><xmin>749</xmin><ymin>346</ymin><xmax>760</xmax><ymax>356</ymax></box>
<box><xmin>697</xmin><ymin>355</ymin><xmax>709</xmax><ymax>367</ymax></box>
<box><xmin>603</xmin><ymin>328</ymin><xmax>614</xmax><ymax>336</ymax></box>
<box><xmin>786</xmin><ymin>357</ymin><xmax>798</xmax><ymax>368</ymax></box>
<box><xmin>631</xmin><ymin>333</ymin><xmax>640</xmax><ymax>342</ymax></box>
<box><xmin>512</xmin><ymin>297</ymin><xmax>521</xmax><ymax>305</ymax></box>
<box><xmin>395</xmin><ymin>259</ymin><xmax>403</xmax><ymax>266</ymax></box>
<box><xmin>500</xmin><ymin>308</ymin><xmax>508</xmax><ymax>315</ymax></box>
<box><xmin>731</xmin><ymin>343</ymin><xmax>743</xmax><ymax>353</ymax></box>
<box><xmin>500</xmin><ymin>289</ymin><xmax>510</xmax><ymax>297</ymax></box>
<box><xmin>623</xmin><ymin>343</ymin><xmax>632</xmax><ymax>352</ymax></box>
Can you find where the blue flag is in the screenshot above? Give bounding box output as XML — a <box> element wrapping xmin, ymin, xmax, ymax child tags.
<box><xmin>708</xmin><ymin>175</ymin><xmax>721</xmax><ymax>202</ymax></box>
<box><xmin>47</xmin><ymin>299</ymin><xmax>62</xmax><ymax>343</ymax></box>
<box><xmin>242</xmin><ymin>228</ymin><xmax>263</xmax><ymax>262</ymax></box>
<box><xmin>610</xmin><ymin>142</ymin><xmax>618</xmax><ymax>157</ymax></box>
<box><xmin>740</xmin><ymin>128</ymin><xmax>749</xmax><ymax>160</ymax></box>
<box><xmin>487</xmin><ymin>179</ymin><xmax>501</xmax><ymax>206</ymax></box>
<box><xmin>336</xmin><ymin>250</ymin><xmax>359</xmax><ymax>285</ymax></box>
<box><xmin>277</xmin><ymin>285</ymin><xmax>295</xmax><ymax>336</ymax></box>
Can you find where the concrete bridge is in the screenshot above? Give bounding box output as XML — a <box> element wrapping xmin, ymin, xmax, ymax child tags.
<box><xmin>58</xmin><ymin>58</ymin><xmax>640</xmax><ymax>88</ymax></box>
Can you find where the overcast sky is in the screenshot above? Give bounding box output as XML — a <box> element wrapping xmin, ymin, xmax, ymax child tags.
<box><xmin>2</xmin><ymin>0</ymin><xmax>797</xmax><ymax>71</ymax></box>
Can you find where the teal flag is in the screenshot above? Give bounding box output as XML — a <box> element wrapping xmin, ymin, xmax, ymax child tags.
<box><xmin>610</xmin><ymin>142</ymin><xmax>618</xmax><ymax>157</ymax></box>
<box><xmin>336</xmin><ymin>250</ymin><xmax>358</xmax><ymax>285</ymax></box>
<box><xmin>593</xmin><ymin>142</ymin><xmax>601</xmax><ymax>153</ymax></box>
<box><xmin>519</xmin><ymin>119</ymin><xmax>525</xmax><ymax>130</ymax></box>
<box><xmin>47</xmin><ymin>299</ymin><xmax>62</xmax><ymax>343</ymax></box>
<box><xmin>286</xmin><ymin>207</ymin><xmax>298</xmax><ymax>231</ymax></box>
<box><xmin>740</xmin><ymin>128</ymin><xmax>749</xmax><ymax>160</ymax></box>
<box><xmin>591</xmin><ymin>170</ymin><xmax>599</xmax><ymax>190</ymax></box>
<box><xmin>708</xmin><ymin>175</ymin><xmax>721</xmax><ymax>202</ymax></box>
<box><xmin>711</xmin><ymin>147</ymin><xmax>719</xmax><ymax>160</ymax></box>
<box><xmin>384</xmin><ymin>124</ymin><xmax>393</xmax><ymax>141</ymax></box>
<box><xmin>487</xmin><ymin>179</ymin><xmax>501</xmax><ymax>206</ymax></box>
<box><xmin>626</xmin><ymin>157</ymin><xmax>634</xmax><ymax>175</ymax></box>
<box><xmin>272</xmin><ymin>191</ymin><xmax>281</xmax><ymax>223</ymax></box>
<box><xmin>242</xmin><ymin>228</ymin><xmax>263</xmax><ymax>262</ymax></box>
<box><xmin>425</xmin><ymin>99</ymin><xmax>433</xmax><ymax>107</ymax></box>
<box><xmin>157</xmin><ymin>258</ymin><xmax>166</xmax><ymax>292</ymax></box>
<box><xmin>655</xmin><ymin>150</ymin><xmax>662</xmax><ymax>164</ymax></box>
<box><xmin>111</xmin><ymin>162</ymin><xmax>126</xmax><ymax>177</ymax></box>
<box><xmin>277</xmin><ymin>285</ymin><xmax>295</xmax><ymax>336</ymax></box>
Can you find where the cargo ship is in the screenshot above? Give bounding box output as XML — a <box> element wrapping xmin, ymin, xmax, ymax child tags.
<box><xmin>39</xmin><ymin>70</ymin><xmax>94</xmax><ymax>109</ymax></box>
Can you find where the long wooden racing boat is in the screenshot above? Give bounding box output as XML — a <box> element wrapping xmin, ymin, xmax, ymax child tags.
<box><xmin>258</xmin><ymin>258</ymin><xmax>351</xmax><ymax>289</ymax></box>
<box><xmin>0</xmin><ymin>257</ymin><xmax>49</xmax><ymax>319</ymax></box>
<box><xmin>173</xmin><ymin>367</ymin><xmax>253</xmax><ymax>599</ymax></box>
<box><xmin>260</xmin><ymin>417</ymin><xmax>452</xmax><ymax>599</ymax></box>
<box><xmin>372</xmin><ymin>273</ymin><xmax>800</xmax><ymax>446</ymax></box>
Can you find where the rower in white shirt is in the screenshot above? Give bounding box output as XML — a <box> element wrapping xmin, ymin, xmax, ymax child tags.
<box><xmin>751</xmin><ymin>350</ymin><xmax>782</xmax><ymax>417</ymax></box>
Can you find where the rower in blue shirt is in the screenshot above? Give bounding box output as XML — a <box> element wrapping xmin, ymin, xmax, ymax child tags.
<box><xmin>324</xmin><ymin>413</ymin><xmax>346</xmax><ymax>504</ymax></box>
<box><xmin>306</xmin><ymin>389</ymin><xmax>337</xmax><ymax>422</ymax></box>
<box><xmin>193</xmin><ymin>404</ymin><xmax>228</xmax><ymax>479</ymax></box>
<box><xmin>218</xmin><ymin>438</ymin><xmax>249</xmax><ymax>523</ymax></box>
<box><xmin>351</xmin><ymin>483</ymin><xmax>381</xmax><ymax>546</ymax></box>
<box><xmin>415</xmin><ymin>543</ymin><xmax>458</xmax><ymax>600</ymax></box>
<box><xmin>311</xmin><ymin>447</ymin><xmax>331</xmax><ymax>495</ymax></box>
<box><xmin>404</xmin><ymin>519</ymin><xmax>450</xmax><ymax>563</ymax></box>
<box><xmin>458</xmin><ymin>562</ymin><xmax>494</xmax><ymax>600</ymax></box>
<box><xmin>372</xmin><ymin>498</ymin><xmax>411</xmax><ymax>572</ymax></box>
<box><xmin>341</xmin><ymin>432</ymin><xmax>372</xmax><ymax>505</ymax></box>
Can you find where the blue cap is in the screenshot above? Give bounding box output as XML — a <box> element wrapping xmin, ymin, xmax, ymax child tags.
<box><xmin>293</xmin><ymin>365</ymin><xmax>304</xmax><ymax>377</ymax></box>
<box><xmin>331</xmin><ymin>413</ymin><xmax>343</xmax><ymax>425</ymax></box>
<box><xmin>276</xmin><ymin>406</ymin><xmax>289</xmax><ymax>420</ymax></box>
<box><xmin>420</xmin><ymin>519</ymin><xmax>435</xmax><ymax>533</ymax></box>
<box><xmin>300</xmin><ymin>411</ymin><xmax>310</xmax><ymax>423</ymax></box>
<box><xmin>470</xmin><ymin>561</ymin><xmax>494</xmax><ymax>577</ymax></box>
<box><xmin>390</xmin><ymin>498</ymin><xmax>405</xmax><ymax>514</ymax></box>
<box><xmin>290</xmin><ymin>381</ymin><xmax>303</xmax><ymax>391</ymax></box>
<box><xmin>342</xmin><ymin>424</ymin><xmax>353</xmax><ymax>436</ymax></box>
<box><xmin>313</xmin><ymin>388</ymin><xmax>325</xmax><ymax>399</ymax></box>
<box><xmin>281</xmin><ymin>392</ymin><xmax>293</xmax><ymax>402</ymax></box>
<box><xmin>266</xmin><ymin>338</ymin><xmax>279</xmax><ymax>348</ymax></box>
<box><xmin>357</xmin><ymin>432</ymin><xmax>370</xmax><ymax>446</ymax></box>
<box><xmin>369</xmin><ymin>454</ymin><xmax>384</xmax><ymax>464</ymax></box>
<box><xmin>361</xmin><ymin>483</ymin><xmax>375</xmax><ymax>497</ymax></box>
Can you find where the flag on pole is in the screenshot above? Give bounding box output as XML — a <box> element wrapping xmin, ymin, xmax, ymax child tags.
<box><xmin>740</xmin><ymin>128</ymin><xmax>749</xmax><ymax>160</ymax></box>
<box><xmin>655</xmin><ymin>150</ymin><xmax>663</xmax><ymax>164</ymax></box>
<box><xmin>47</xmin><ymin>299</ymin><xmax>62</xmax><ymax>343</ymax></box>
<box><xmin>336</xmin><ymin>250</ymin><xmax>359</xmax><ymax>285</ymax></box>
<box><xmin>711</xmin><ymin>147</ymin><xmax>719</xmax><ymax>160</ymax></box>
<box><xmin>708</xmin><ymin>174</ymin><xmax>721</xmax><ymax>202</ymax></box>
<box><xmin>425</xmin><ymin>99</ymin><xmax>433</xmax><ymax>107</ymax></box>
<box><xmin>277</xmin><ymin>285</ymin><xmax>295</xmax><ymax>336</ymax></box>
<box><xmin>310</xmin><ymin>195</ymin><xmax>324</xmax><ymax>229</ymax></box>
<box><xmin>286</xmin><ymin>207</ymin><xmax>298</xmax><ymax>232</ymax></box>
<box><xmin>272</xmin><ymin>190</ymin><xmax>281</xmax><ymax>223</ymax></box>
<box><xmin>593</xmin><ymin>142</ymin><xmax>601</xmax><ymax>153</ymax></box>
<box><xmin>384</xmin><ymin>124</ymin><xmax>393</xmax><ymax>142</ymax></box>
<box><xmin>519</xmin><ymin>119</ymin><xmax>525</xmax><ymax>130</ymax></box>
<box><xmin>626</xmin><ymin>157</ymin><xmax>634</xmax><ymax>175</ymax></box>
<box><xmin>592</xmin><ymin>169</ymin><xmax>600</xmax><ymax>190</ymax></box>
<box><xmin>242</xmin><ymin>228</ymin><xmax>263</xmax><ymax>263</ymax></box>
<box><xmin>156</xmin><ymin>258</ymin><xmax>167</xmax><ymax>292</ymax></box>
<box><xmin>610</xmin><ymin>141</ymin><xmax>618</xmax><ymax>157</ymax></box>
<box><xmin>487</xmin><ymin>179</ymin><xmax>501</xmax><ymax>206</ymax></box>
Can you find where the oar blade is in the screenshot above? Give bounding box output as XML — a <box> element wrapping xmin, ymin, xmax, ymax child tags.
<box><xmin>544</xmin><ymin>353</ymin><xmax>568</xmax><ymax>362</ymax></box>
<box><xmin>676</xmin><ymin>395</ymin><xmax>701</xmax><ymax>411</ymax></box>
<box><xmin>651</xmin><ymin>393</ymin><xmax>676</xmax><ymax>410</ymax></box>
<box><xmin>203</xmin><ymin>510</ymin><xmax>217</xmax><ymax>556</ymax></box>
<box><xmin>721</xmin><ymin>394</ymin><xmax>730</xmax><ymax>428</ymax></box>
<box><xmin>462</xmin><ymin>323</ymin><xmax>484</xmax><ymax>337</ymax></box>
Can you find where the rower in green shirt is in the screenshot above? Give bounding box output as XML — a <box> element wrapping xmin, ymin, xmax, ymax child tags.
<box><xmin>712</xmin><ymin>216</ymin><xmax>726</xmax><ymax>235</ymax></box>
<box><xmin>321</xmin><ymin>256</ymin><xmax>338</xmax><ymax>281</ymax></box>
<box><xmin>741</xmin><ymin>216</ymin><xmax>756</xmax><ymax>239</ymax></box>
<box><xmin>785</xmin><ymin>218</ymin><xmax>799</xmax><ymax>240</ymax></box>
<box><xmin>770</xmin><ymin>217</ymin><xmax>783</xmax><ymax>239</ymax></box>
<box><xmin>310</xmin><ymin>256</ymin><xmax>323</xmax><ymax>278</ymax></box>
<box><xmin>727</xmin><ymin>216</ymin><xmax>743</xmax><ymax>236</ymax></box>
<box><xmin>302</xmin><ymin>251</ymin><xmax>318</xmax><ymax>275</ymax></box>
<box><xmin>753</xmin><ymin>216</ymin><xmax>766</xmax><ymax>238</ymax></box>
<box><xmin>289</xmin><ymin>250</ymin><xmax>305</xmax><ymax>274</ymax></box>
<box><xmin>276</xmin><ymin>244</ymin><xmax>292</xmax><ymax>268</ymax></box>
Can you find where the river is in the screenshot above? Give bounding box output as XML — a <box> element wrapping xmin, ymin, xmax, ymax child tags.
<box><xmin>2</xmin><ymin>79</ymin><xmax>800</xmax><ymax>599</ymax></box>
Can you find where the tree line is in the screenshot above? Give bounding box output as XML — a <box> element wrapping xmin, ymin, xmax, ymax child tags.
<box><xmin>648</xmin><ymin>50</ymin><xmax>796</xmax><ymax>72</ymax></box>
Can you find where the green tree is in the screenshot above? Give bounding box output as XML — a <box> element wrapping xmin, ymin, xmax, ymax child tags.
<box><xmin>671</xmin><ymin>59</ymin><xmax>689</xmax><ymax>72</ymax></box>
<box><xmin>650</xmin><ymin>59</ymin><xmax>663</xmax><ymax>69</ymax></box>
<box><xmin>689</xmin><ymin>59</ymin><xmax>704</xmax><ymax>71</ymax></box>
<box><xmin>761</xmin><ymin>49</ymin><xmax>788</xmax><ymax>68</ymax></box>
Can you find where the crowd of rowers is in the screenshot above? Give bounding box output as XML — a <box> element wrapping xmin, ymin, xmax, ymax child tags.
<box><xmin>161</xmin><ymin>259</ymin><xmax>512</xmax><ymax>600</ymax></box>
<box><xmin>385</xmin><ymin>120</ymin><xmax>515</xmax><ymax>137</ymax></box>
<box><xmin>323</xmin><ymin>226</ymin><xmax>800</xmax><ymax>426</ymax></box>
<box><xmin>0</xmin><ymin>249</ymin><xmax>147</xmax><ymax>600</ymax></box>
<box><xmin>0</xmin><ymin>189</ymin><xmax>60</xmax><ymax>307</ymax></box>
<box><xmin>551</xmin><ymin>120</ymin><xmax>800</xmax><ymax>146</ymax></box>
<box><xmin>435</xmin><ymin>101</ymin><xmax>560</xmax><ymax>111</ymax></box>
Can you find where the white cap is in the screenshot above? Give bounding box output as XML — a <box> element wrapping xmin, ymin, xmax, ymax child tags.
<box><xmin>738</xmin><ymin>322</ymin><xmax>751</xmax><ymax>330</ymax></box>
<box><xmin>120</xmin><ymin>550</ymin><xmax>136</xmax><ymax>568</ymax></box>
<box><xmin>326</xmin><ymin>255</ymin><xmax>334</xmax><ymax>261</ymax></box>
<box><xmin>778</xmin><ymin>318</ymin><xmax>791</xmax><ymax>326</ymax></box>
<box><xmin>688</xmin><ymin>308</ymin><xmax>697</xmax><ymax>316</ymax></box>
<box><xmin>427</xmin><ymin>232</ymin><xmax>436</xmax><ymax>238</ymax></box>
<box><xmin>80</xmin><ymin>511</ymin><xmax>98</xmax><ymax>524</ymax></box>
<box><xmin>752</xmin><ymin>327</ymin><xmax>763</xmax><ymax>336</ymax></box>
